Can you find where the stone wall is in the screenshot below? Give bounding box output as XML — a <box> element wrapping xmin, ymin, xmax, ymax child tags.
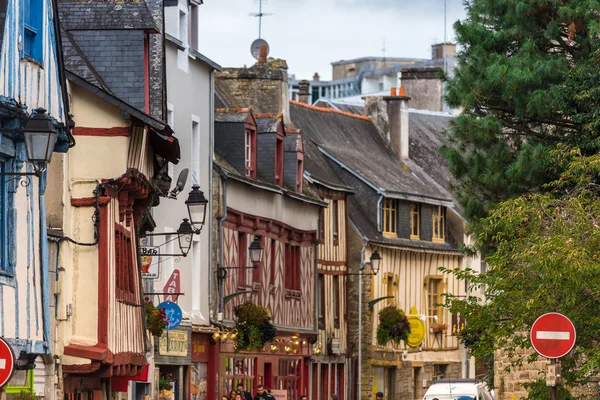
<box><xmin>401</xmin><ymin>68</ymin><xmax>443</xmax><ymax>112</ymax></box>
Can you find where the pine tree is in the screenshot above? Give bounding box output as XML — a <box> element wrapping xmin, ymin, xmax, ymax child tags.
<box><xmin>443</xmin><ymin>0</ymin><xmax>600</xmax><ymax>224</ymax></box>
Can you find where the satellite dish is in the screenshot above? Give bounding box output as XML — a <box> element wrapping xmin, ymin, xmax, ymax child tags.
<box><xmin>251</xmin><ymin>38</ymin><xmax>270</xmax><ymax>60</ymax></box>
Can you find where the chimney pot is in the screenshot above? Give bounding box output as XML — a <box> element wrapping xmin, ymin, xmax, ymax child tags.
<box><xmin>390</xmin><ymin>87</ymin><xmax>397</xmax><ymax>96</ymax></box>
<box><xmin>399</xmin><ymin>86</ymin><xmax>406</xmax><ymax>96</ymax></box>
<box><xmin>313</xmin><ymin>73</ymin><xmax>320</xmax><ymax>82</ymax></box>
<box><xmin>258</xmin><ymin>45</ymin><xmax>268</xmax><ymax>63</ymax></box>
<box><xmin>298</xmin><ymin>80</ymin><xmax>311</xmax><ymax>104</ymax></box>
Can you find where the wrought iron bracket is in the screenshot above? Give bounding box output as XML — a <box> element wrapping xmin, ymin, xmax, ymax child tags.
<box><xmin>216</xmin><ymin>264</ymin><xmax>257</xmax><ymax>280</ymax></box>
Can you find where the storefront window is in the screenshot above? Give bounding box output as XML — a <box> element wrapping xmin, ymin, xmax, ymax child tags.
<box><xmin>190</xmin><ymin>363</ymin><xmax>208</xmax><ymax>400</ymax></box>
<box><xmin>223</xmin><ymin>357</ymin><xmax>256</xmax><ymax>394</ymax></box>
<box><xmin>277</xmin><ymin>360</ymin><xmax>300</xmax><ymax>400</ymax></box>
<box><xmin>6</xmin><ymin>370</ymin><xmax>34</xmax><ymax>400</ymax></box>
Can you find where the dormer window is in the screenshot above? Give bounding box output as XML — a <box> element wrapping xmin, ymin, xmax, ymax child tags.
<box><xmin>24</xmin><ymin>0</ymin><xmax>44</xmax><ymax>63</ymax></box>
<box><xmin>275</xmin><ymin>136</ymin><xmax>284</xmax><ymax>186</ymax></box>
<box><xmin>382</xmin><ymin>198</ymin><xmax>397</xmax><ymax>236</ymax></box>
<box><xmin>410</xmin><ymin>202</ymin><xmax>420</xmax><ymax>239</ymax></box>
<box><xmin>244</xmin><ymin>128</ymin><xmax>257</xmax><ymax>179</ymax></box>
<box><xmin>432</xmin><ymin>205</ymin><xmax>446</xmax><ymax>243</ymax></box>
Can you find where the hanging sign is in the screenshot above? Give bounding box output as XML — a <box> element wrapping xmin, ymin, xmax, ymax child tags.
<box><xmin>407</xmin><ymin>306</ymin><xmax>425</xmax><ymax>347</ymax></box>
<box><xmin>158</xmin><ymin>301</ymin><xmax>183</xmax><ymax>330</ymax></box>
<box><xmin>163</xmin><ymin>269</ymin><xmax>181</xmax><ymax>302</ymax></box>
<box><xmin>141</xmin><ymin>252</ymin><xmax>159</xmax><ymax>279</ymax></box>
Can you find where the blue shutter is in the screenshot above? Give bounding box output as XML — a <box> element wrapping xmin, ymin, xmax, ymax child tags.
<box><xmin>23</xmin><ymin>0</ymin><xmax>43</xmax><ymax>62</ymax></box>
<box><xmin>0</xmin><ymin>163</ymin><xmax>7</xmax><ymax>273</ymax></box>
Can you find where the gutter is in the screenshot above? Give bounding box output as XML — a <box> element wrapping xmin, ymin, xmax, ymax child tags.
<box><xmin>208</xmin><ymin>70</ymin><xmax>215</xmax><ymax>318</ymax></box>
<box><xmin>39</xmin><ymin>174</ymin><xmax>51</xmax><ymax>355</ymax></box>
<box><xmin>215</xmin><ymin>166</ymin><xmax>228</xmax><ymax>323</ymax></box>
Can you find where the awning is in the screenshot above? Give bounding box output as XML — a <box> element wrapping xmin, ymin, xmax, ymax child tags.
<box><xmin>111</xmin><ymin>364</ymin><xmax>150</xmax><ymax>392</ymax></box>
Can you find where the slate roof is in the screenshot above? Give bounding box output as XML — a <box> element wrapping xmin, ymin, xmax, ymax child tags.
<box><xmin>61</xmin><ymin>29</ymin><xmax>111</xmax><ymax>91</ymax></box>
<box><xmin>57</xmin><ymin>0</ymin><xmax>158</xmax><ymax>32</ymax></box>
<box><xmin>289</xmin><ymin>101</ymin><xmax>452</xmax><ymax>203</ymax></box>
<box><xmin>255</xmin><ymin>116</ymin><xmax>281</xmax><ymax>133</ymax></box>
<box><xmin>215</xmin><ymin>108</ymin><xmax>254</xmax><ymax>123</ymax></box>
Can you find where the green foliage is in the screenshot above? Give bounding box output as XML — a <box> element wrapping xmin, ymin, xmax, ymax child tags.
<box><xmin>376</xmin><ymin>306</ymin><xmax>411</xmax><ymax>347</ymax></box>
<box><xmin>233</xmin><ymin>302</ymin><xmax>277</xmax><ymax>352</ymax></box>
<box><xmin>159</xmin><ymin>372</ymin><xmax>174</xmax><ymax>391</ymax></box>
<box><xmin>522</xmin><ymin>380</ymin><xmax>576</xmax><ymax>400</ymax></box>
<box><xmin>443</xmin><ymin>151</ymin><xmax>600</xmax><ymax>391</ymax></box>
<box><xmin>443</xmin><ymin>0</ymin><xmax>600</xmax><ymax>224</ymax></box>
<box><xmin>11</xmin><ymin>391</ymin><xmax>38</xmax><ymax>400</ymax></box>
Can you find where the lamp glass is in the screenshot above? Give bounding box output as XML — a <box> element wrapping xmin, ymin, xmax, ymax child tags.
<box><xmin>248</xmin><ymin>236</ymin><xmax>263</xmax><ymax>265</ymax></box>
<box><xmin>185</xmin><ymin>185</ymin><xmax>208</xmax><ymax>230</ymax></box>
<box><xmin>177</xmin><ymin>219</ymin><xmax>194</xmax><ymax>256</ymax></box>
<box><xmin>370</xmin><ymin>250</ymin><xmax>382</xmax><ymax>275</ymax></box>
<box><xmin>23</xmin><ymin>108</ymin><xmax>58</xmax><ymax>165</ymax></box>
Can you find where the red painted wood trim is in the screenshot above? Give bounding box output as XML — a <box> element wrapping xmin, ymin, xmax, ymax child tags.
<box><xmin>317</xmin><ymin>260</ymin><xmax>347</xmax><ymax>266</ymax></box>
<box><xmin>113</xmin><ymin>352</ymin><xmax>146</xmax><ymax>366</ymax></box>
<box><xmin>98</xmin><ymin>203</ymin><xmax>109</xmax><ymax>345</ymax></box>
<box><xmin>73</xmin><ymin>127</ymin><xmax>131</xmax><ymax>137</ymax></box>
<box><xmin>71</xmin><ymin>196</ymin><xmax>111</xmax><ymax>207</ymax></box>
<box><xmin>64</xmin><ymin>344</ymin><xmax>110</xmax><ymax>361</ymax></box>
<box><xmin>62</xmin><ymin>362</ymin><xmax>102</xmax><ymax>374</ymax></box>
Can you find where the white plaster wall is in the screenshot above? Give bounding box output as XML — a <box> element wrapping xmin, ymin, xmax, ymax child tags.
<box><xmin>226</xmin><ymin>180</ymin><xmax>320</xmax><ymax>232</ymax></box>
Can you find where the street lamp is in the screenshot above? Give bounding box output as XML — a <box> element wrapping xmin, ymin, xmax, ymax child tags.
<box><xmin>185</xmin><ymin>185</ymin><xmax>208</xmax><ymax>233</ymax></box>
<box><xmin>177</xmin><ymin>218</ymin><xmax>195</xmax><ymax>256</ymax></box>
<box><xmin>342</xmin><ymin>250</ymin><xmax>382</xmax><ymax>276</ymax></box>
<box><xmin>0</xmin><ymin>108</ymin><xmax>58</xmax><ymax>177</ymax></box>
<box><xmin>216</xmin><ymin>236</ymin><xmax>264</xmax><ymax>321</ymax></box>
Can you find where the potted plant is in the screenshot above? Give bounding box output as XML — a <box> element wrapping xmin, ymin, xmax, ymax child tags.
<box><xmin>376</xmin><ymin>306</ymin><xmax>411</xmax><ymax>346</ymax></box>
<box><xmin>158</xmin><ymin>372</ymin><xmax>175</xmax><ymax>400</ymax></box>
<box><xmin>144</xmin><ymin>298</ymin><xmax>169</xmax><ymax>337</ymax></box>
<box><xmin>233</xmin><ymin>302</ymin><xmax>277</xmax><ymax>352</ymax></box>
<box><xmin>431</xmin><ymin>323</ymin><xmax>448</xmax><ymax>334</ymax></box>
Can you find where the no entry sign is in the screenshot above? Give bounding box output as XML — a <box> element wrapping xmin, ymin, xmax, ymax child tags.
<box><xmin>530</xmin><ymin>312</ymin><xmax>576</xmax><ymax>359</ymax></box>
<box><xmin>0</xmin><ymin>337</ymin><xmax>15</xmax><ymax>387</ymax></box>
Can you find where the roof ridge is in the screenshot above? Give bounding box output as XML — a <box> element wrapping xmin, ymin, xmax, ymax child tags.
<box><xmin>254</xmin><ymin>112</ymin><xmax>282</xmax><ymax>119</ymax></box>
<box><xmin>290</xmin><ymin>100</ymin><xmax>371</xmax><ymax>121</ymax></box>
<box><xmin>215</xmin><ymin>107</ymin><xmax>252</xmax><ymax>114</ymax></box>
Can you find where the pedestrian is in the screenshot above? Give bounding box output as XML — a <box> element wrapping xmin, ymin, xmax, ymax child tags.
<box><xmin>254</xmin><ymin>385</ymin><xmax>268</xmax><ymax>400</ymax></box>
<box><xmin>237</xmin><ymin>383</ymin><xmax>253</xmax><ymax>400</ymax></box>
<box><xmin>376</xmin><ymin>392</ymin><xmax>384</xmax><ymax>400</ymax></box>
<box><xmin>300</xmin><ymin>395</ymin><xmax>308</xmax><ymax>400</ymax></box>
<box><xmin>230</xmin><ymin>390</ymin><xmax>238</xmax><ymax>400</ymax></box>
<box><xmin>264</xmin><ymin>387</ymin><xmax>275</xmax><ymax>399</ymax></box>
<box><xmin>235</xmin><ymin>394</ymin><xmax>243</xmax><ymax>400</ymax></box>
<box><xmin>221</xmin><ymin>396</ymin><xmax>229</xmax><ymax>400</ymax></box>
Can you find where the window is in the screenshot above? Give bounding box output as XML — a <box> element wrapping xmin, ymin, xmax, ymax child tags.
<box><xmin>188</xmin><ymin>2</ymin><xmax>199</xmax><ymax>50</ymax></box>
<box><xmin>0</xmin><ymin>165</ymin><xmax>8</xmax><ymax>274</ymax></box>
<box><xmin>432</xmin><ymin>206</ymin><xmax>445</xmax><ymax>242</ymax></box>
<box><xmin>179</xmin><ymin>9</ymin><xmax>187</xmax><ymax>44</ymax></box>
<box><xmin>244</xmin><ymin>128</ymin><xmax>256</xmax><ymax>179</ymax></box>
<box><xmin>317</xmin><ymin>273</ymin><xmax>325</xmax><ymax>329</ymax></box>
<box><xmin>332</xmin><ymin>200</ymin><xmax>339</xmax><ymax>243</ymax></box>
<box><xmin>275</xmin><ymin>136</ymin><xmax>284</xmax><ymax>186</ymax></box>
<box><xmin>237</xmin><ymin>232</ymin><xmax>247</xmax><ymax>287</ymax></box>
<box><xmin>296</xmin><ymin>158</ymin><xmax>303</xmax><ymax>192</ymax></box>
<box><xmin>191</xmin><ymin>119</ymin><xmax>200</xmax><ymax>182</ymax></box>
<box><xmin>284</xmin><ymin>244</ymin><xmax>301</xmax><ymax>291</ymax></box>
<box><xmin>428</xmin><ymin>278</ymin><xmax>443</xmax><ymax>322</ymax></box>
<box><xmin>386</xmin><ymin>274</ymin><xmax>394</xmax><ymax>305</ymax></box>
<box><xmin>410</xmin><ymin>202</ymin><xmax>420</xmax><ymax>239</ymax></box>
<box><xmin>6</xmin><ymin>370</ymin><xmax>33</xmax><ymax>400</ymax></box>
<box><xmin>115</xmin><ymin>225</ymin><xmax>136</xmax><ymax>302</ymax></box>
<box><xmin>333</xmin><ymin>275</ymin><xmax>340</xmax><ymax>328</ymax></box>
<box><xmin>24</xmin><ymin>0</ymin><xmax>43</xmax><ymax>62</ymax></box>
<box><xmin>382</xmin><ymin>198</ymin><xmax>397</xmax><ymax>236</ymax></box>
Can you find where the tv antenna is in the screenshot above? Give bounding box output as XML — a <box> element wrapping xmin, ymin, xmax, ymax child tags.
<box><xmin>382</xmin><ymin>37</ymin><xmax>386</xmax><ymax>60</ymax></box>
<box><xmin>249</xmin><ymin>0</ymin><xmax>273</xmax><ymax>39</ymax></box>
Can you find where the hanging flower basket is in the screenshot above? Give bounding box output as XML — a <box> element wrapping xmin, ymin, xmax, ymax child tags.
<box><xmin>233</xmin><ymin>302</ymin><xmax>277</xmax><ymax>352</ymax></box>
<box><xmin>376</xmin><ymin>306</ymin><xmax>411</xmax><ymax>347</ymax></box>
<box><xmin>145</xmin><ymin>298</ymin><xmax>169</xmax><ymax>337</ymax></box>
<box><xmin>431</xmin><ymin>323</ymin><xmax>448</xmax><ymax>334</ymax></box>
<box><xmin>159</xmin><ymin>372</ymin><xmax>175</xmax><ymax>391</ymax></box>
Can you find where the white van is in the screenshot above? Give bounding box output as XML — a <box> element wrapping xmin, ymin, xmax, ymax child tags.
<box><xmin>423</xmin><ymin>379</ymin><xmax>494</xmax><ymax>400</ymax></box>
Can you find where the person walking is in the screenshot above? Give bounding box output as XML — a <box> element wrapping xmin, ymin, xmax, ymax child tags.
<box><xmin>375</xmin><ymin>392</ymin><xmax>384</xmax><ymax>400</ymax></box>
<box><xmin>254</xmin><ymin>385</ymin><xmax>269</xmax><ymax>400</ymax></box>
<box><xmin>237</xmin><ymin>383</ymin><xmax>253</xmax><ymax>400</ymax></box>
<box><xmin>300</xmin><ymin>395</ymin><xmax>308</xmax><ymax>400</ymax></box>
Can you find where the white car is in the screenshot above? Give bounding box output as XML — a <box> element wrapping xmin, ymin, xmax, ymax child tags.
<box><xmin>423</xmin><ymin>379</ymin><xmax>494</xmax><ymax>400</ymax></box>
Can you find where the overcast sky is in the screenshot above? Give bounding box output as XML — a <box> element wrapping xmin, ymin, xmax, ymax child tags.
<box><xmin>197</xmin><ymin>0</ymin><xmax>468</xmax><ymax>80</ymax></box>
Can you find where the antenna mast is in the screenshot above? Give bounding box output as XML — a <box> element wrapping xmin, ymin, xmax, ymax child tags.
<box><xmin>382</xmin><ymin>37</ymin><xmax>386</xmax><ymax>60</ymax></box>
<box><xmin>250</xmin><ymin>0</ymin><xmax>273</xmax><ymax>39</ymax></box>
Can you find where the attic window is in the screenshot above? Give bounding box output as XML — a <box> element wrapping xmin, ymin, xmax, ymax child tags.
<box><xmin>275</xmin><ymin>136</ymin><xmax>283</xmax><ymax>186</ymax></box>
<box><xmin>382</xmin><ymin>198</ymin><xmax>397</xmax><ymax>236</ymax></box>
<box><xmin>24</xmin><ymin>0</ymin><xmax>43</xmax><ymax>63</ymax></box>
<box><xmin>244</xmin><ymin>128</ymin><xmax>257</xmax><ymax>179</ymax></box>
<box><xmin>432</xmin><ymin>205</ymin><xmax>446</xmax><ymax>243</ymax></box>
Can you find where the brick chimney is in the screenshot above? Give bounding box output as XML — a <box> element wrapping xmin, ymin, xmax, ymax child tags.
<box><xmin>313</xmin><ymin>72</ymin><xmax>320</xmax><ymax>82</ymax></box>
<box><xmin>258</xmin><ymin>45</ymin><xmax>268</xmax><ymax>64</ymax></box>
<box><xmin>364</xmin><ymin>87</ymin><xmax>411</xmax><ymax>160</ymax></box>
<box><xmin>298</xmin><ymin>80</ymin><xmax>311</xmax><ymax>104</ymax></box>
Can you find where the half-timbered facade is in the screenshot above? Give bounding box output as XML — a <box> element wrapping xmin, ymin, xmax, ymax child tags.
<box><xmin>290</xmin><ymin>88</ymin><xmax>474</xmax><ymax>400</ymax></box>
<box><xmin>0</xmin><ymin>0</ymin><xmax>72</xmax><ymax>397</ymax></box>
<box><xmin>46</xmin><ymin>3</ymin><xmax>181</xmax><ymax>400</ymax></box>
<box><xmin>213</xmin><ymin>58</ymin><xmax>325</xmax><ymax>397</ymax></box>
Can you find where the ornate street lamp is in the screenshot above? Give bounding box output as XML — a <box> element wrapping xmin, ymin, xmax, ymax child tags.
<box><xmin>177</xmin><ymin>218</ymin><xmax>195</xmax><ymax>256</ymax></box>
<box><xmin>369</xmin><ymin>250</ymin><xmax>382</xmax><ymax>275</ymax></box>
<box><xmin>185</xmin><ymin>185</ymin><xmax>208</xmax><ymax>233</ymax></box>
<box><xmin>1</xmin><ymin>108</ymin><xmax>58</xmax><ymax>177</ymax></box>
<box><xmin>248</xmin><ymin>236</ymin><xmax>263</xmax><ymax>266</ymax></box>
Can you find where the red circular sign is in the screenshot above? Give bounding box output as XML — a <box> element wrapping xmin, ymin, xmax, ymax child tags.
<box><xmin>0</xmin><ymin>338</ymin><xmax>15</xmax><ymax>387</ymax></box>
<box><xmin>530</xmin><ymin>312</ymin><xmax>576</xmax><ymax>359</ymax></box>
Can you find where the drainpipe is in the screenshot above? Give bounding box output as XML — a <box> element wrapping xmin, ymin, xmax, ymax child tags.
<box><xmin>208</xmin><ymin>70</ymin><xmax>215</xmax><ymax>310</ymax></box>
<box><xmin>217</xmin><ymin>172</ymin><xmax>228</xmax><ymax>322</ymax></box>
<box><xmin>39</xmin><ymin>173</ymin><xmax>51</xmax><ymax>355</ymax></box>
<box><xmin>358</xmin><ymin>243</ymin><xmax>366</xmax><ymax>400</ymax></box>
<box><xmin>376</xmin><ymin>195</ymin><xmax>382</xmax><ymax>232</ymax></box>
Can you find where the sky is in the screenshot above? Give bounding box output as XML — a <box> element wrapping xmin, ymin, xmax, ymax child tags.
<box><xmin>196</xmin><ymin>0</ymin><xmax>468</xmax><ymax>81</ymax></box>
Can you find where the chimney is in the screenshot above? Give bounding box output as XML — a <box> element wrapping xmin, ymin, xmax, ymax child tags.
<box><xmin>258</xmin><ymin>45</ymin><xmax>268</xmax><ymax>64</ymax></box>
<box><xmin>364</xmin><ymin>87</ymin><xmax>411</xmax><ymax>160</ymax></box>
<box><xmin>298</xmin><ymin>80</ymin><xmax>311</xmax><ymax>104</ymax></box>
<box><xmin>313</xmin><ymin>72</ymin><xmax>320</xmax><ymax>82</ymax></box>
<box><xmin>431</xmin><ymin>43</ymin><xmax>456</xmax><ymax>60</ymax></box>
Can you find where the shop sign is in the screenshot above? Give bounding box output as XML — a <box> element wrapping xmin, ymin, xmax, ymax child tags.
<box><xmin>192</xmin><ymin>334</ymin><xmax>209</xmax><ymax>363</ymax></box>
<box><xmin>327</xmin><ymin>338</ymin><xmax>341</xmax><ymax>355</ymax></box>
<box><xmin>157</xmin><ymin>301</ymin><xmax>182</xmax><ymax>330</ymax></box>
<box><xmin>163</xmin><ymin>270</ymin><xmax>181</xmax><ymax>302</ymax></box>
<box><xmin>407</xmin><ymin>306</ymin><xmax>425</xmax><ymax>347</ymax></box>
<box><xmin>270</xmin><ymin>390</ymin><xmax>287</xmax><ymax>400</ymax></box>
<box><xmin>159</xmin><ymin>330</ymin><xmax>189</xmax><ymax>357</ymax></box>
<box><xmin>141</xmin><ymin>251</ymin><xmax>159</xmax><ymax>279</ymax></box>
